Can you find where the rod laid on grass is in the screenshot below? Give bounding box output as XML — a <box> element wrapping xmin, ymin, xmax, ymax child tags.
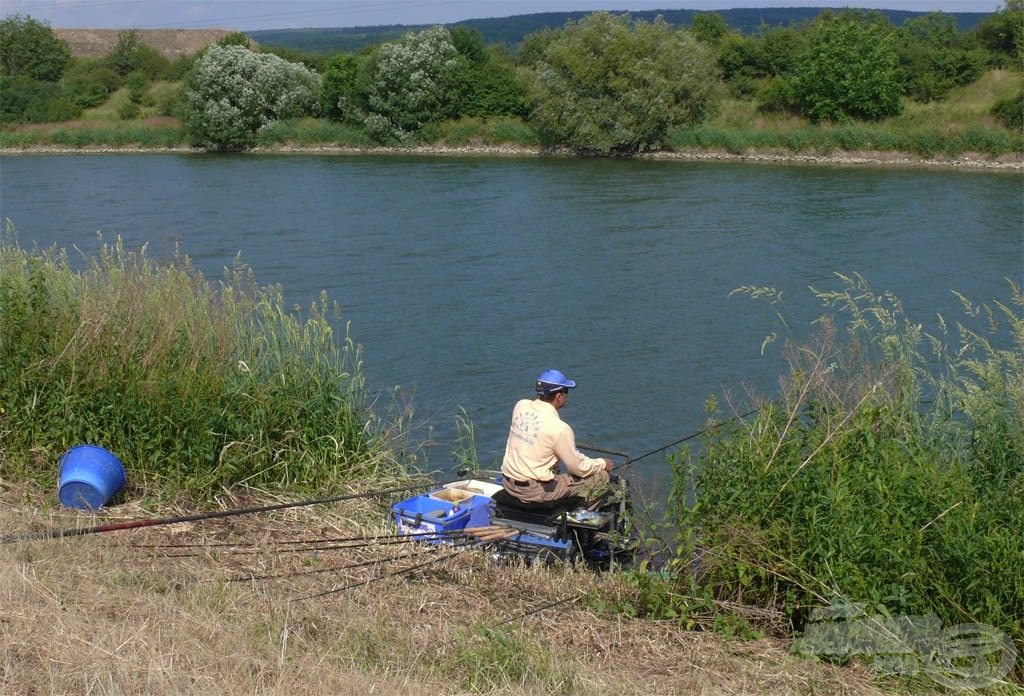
<box><xmin>0</xmin><ymin>482</ymin><xmax>442</xmax><ymax>544</ymax></box>
<box><xmin>291</xmin><ymin>547</ymin><xmax>465</xmax><ymax>602</ymax></box>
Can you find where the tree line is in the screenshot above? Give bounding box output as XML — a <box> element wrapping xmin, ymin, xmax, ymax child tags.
<box><xmin>1</xmin><ymin>4</ymin><xmax>1021</xmax><ymax>152</ymax></box>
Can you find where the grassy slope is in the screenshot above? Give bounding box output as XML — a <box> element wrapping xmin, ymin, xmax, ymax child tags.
<box><xmin>0</xmin><ymin>483</ymin><xmax>891</xmax><ymax>696</ymax></box>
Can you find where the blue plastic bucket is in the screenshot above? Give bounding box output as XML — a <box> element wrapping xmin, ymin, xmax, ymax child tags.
<box><xmin>58</xmin><ymin>445</ymin><xmax>126</xmax><ymax>510</ymax></box>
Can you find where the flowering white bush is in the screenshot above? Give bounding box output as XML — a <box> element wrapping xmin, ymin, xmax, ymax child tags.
<box><xmin>357</xmin><ymin>25</ymin><xmax>459</xmax><ymax>143</ymax></box>
<box><xmin>184</xmin><ymin>45</ymin><xmax>322</xmax><ymax>150</ymax></box>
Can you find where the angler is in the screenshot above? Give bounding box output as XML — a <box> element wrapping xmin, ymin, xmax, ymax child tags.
<box><xmin>393</xmin><ymin>369</ymin><xmax>636</xmax><ymax>568</ymax></box>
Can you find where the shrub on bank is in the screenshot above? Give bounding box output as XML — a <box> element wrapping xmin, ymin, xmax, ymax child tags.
<box><xmin>0</xmin><ymin>229</ymin><xmax>399</xmax><ymax>498</ymax></box>
<box><xmin>668</xmin><ymin>275</ymin><xmax>1022</xmax><ymax>674</ymax></box>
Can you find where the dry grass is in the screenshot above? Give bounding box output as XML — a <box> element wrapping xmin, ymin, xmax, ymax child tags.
<box><xmin>711</xmin><ymin>69</ymin><xmax>1023</xmax><ymax>137</ymax></box>
<box><xmin>893</xmin><ymin>69</ymin><xmax>1023</xmax><ymax>130</ymax></box>
<box><xmin>0</xmin><ymin>483</ymin><xmax>891</xmax><ymax>696</ymax></box>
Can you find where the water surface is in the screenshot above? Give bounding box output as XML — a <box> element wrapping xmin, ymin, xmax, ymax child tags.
<box><xmin>2</xmin><ymin>153</ymin><xmax>1020</xmax><ymax>490</ymax></box>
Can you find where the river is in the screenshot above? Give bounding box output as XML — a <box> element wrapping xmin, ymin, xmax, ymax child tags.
<box><xmin>1</xmin><ymin>153</ymin><xmax>1020</xmax><ymax>491</ymax></box>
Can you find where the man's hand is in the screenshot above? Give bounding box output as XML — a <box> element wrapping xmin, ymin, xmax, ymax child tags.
<box><xmin>604</xmin><ymin>458</ymin><xmax>614</xmax><ymax>472</ymax></box>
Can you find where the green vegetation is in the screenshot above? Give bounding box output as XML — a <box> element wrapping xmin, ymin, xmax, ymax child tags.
<box><xmin>0</xmin><ymin>14</ymin><xmax>70</xmax><ymax>81</ymax></box>
<box><xmin>1</xmin><ymin>6</ymin><xmax>1022</xmax><ymax>681</ymax></box>
<box><xmin>527</xmin><ymin>13</ymin><xmax>718</xmax><ymax>152</ymax></box>
<box><xmin>2</xmin><ymin>4</ymin><xmax>1020</xmax><ymax>155</ymax></box>
<box><xmin>0</xmin><ymin>228</ymin><xmax>402</xmax><ymax>498</ymax></box>
<box><xmin>790</xmin><ymin>11</ymin><xmax>904</xmax><ymax>123</ymax></box>
<box><xmin>350</xmin><ymin>25</ymin><xmax>461</xmax><ymax>144</ymax></box>
<box><xmin>182</xmin><ymin>44</ymin><xmax>322</xmax><ymax>150</ymax></box>
<box><xmin>655</xmin><ymin>275</ymin><xmax>1022</xmax><ymax>680</ymax></box>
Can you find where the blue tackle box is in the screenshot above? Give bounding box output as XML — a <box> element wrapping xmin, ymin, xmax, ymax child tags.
<box><xmin>391</xmin><ymin>483</ymin><xmax>494</xmax><ymax>544</ymax></box>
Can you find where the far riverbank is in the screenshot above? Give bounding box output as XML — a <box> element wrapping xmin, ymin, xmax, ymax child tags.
<box><xmin>2</xmin><ymin>143</ymin><xmax>1022</xmax><ymax>171</ymax></box>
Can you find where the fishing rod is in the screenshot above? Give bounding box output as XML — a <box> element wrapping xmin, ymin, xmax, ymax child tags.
<box><xmin>0</xmin><ymin>481</ymin><xmax>444</xmax><ymax>544</ymax></box>
<box><xmin>231</xmin><ymin>547</ymin><xmax>430</xmax><ymax>583</ymax></box>
<box><xmin>434</xmin><ymin>593</ymin><xmax>582</xmax><ymax>652</ymax></box>
<box><xmin>124</xmin><ymin>527</ymin><xmax>479</xmax><ymax>554</ymax></box>
<box><xmin>615</xmin><ymin>408</ymin><xmax>760</xmax><ymax>472</ymax></box>
<box><xmin>148</xmin><ymin>527</ymin><xmax>493</xmax><ymax>557</ymax></box>
<box><xmin>291</xmin><ymin>547</ymin><xmax>464</xmax><ymax>602</ymax></box>
<box><xmin>577</xmin><ymin>443</ymin><xmax>631</xmax><ymax>458</ymax></box>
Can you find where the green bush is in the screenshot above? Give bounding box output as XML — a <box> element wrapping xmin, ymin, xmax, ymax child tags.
<box><xmin>117</xmin><ymin>100</ymin><xmax>140</xmax><ymax>120</ymax></box>
<box><xmin>896</xmin><ymin>13</ymin><xmax>987</xmax><ymax>102</ymax></box>
<box><xmin>0</xmin><ymin>230</ymin><xmax>399</xmax><ymax>498</ymax></box>
<box><xmin>0</xmin><ymin>14</ymin><xmax>70</xmax><ymax>82</ymax></box>
<box><xmin>791</xmin><ymin>11</ymin><xmax>903</xmax><ymax>123</ymax></box>
<box><xmin>0</xmin><ymin>75</ymin><xmax>85</xmax><ymax>124</ymax></box>
<box><xmin>527</xmin><ymin>12</ymin><xmax>720</xmax><ymax>153</ymax></box>
<box><xmin>353</xmin><ymin>26</ymin><xmax>461</xmax><ymax>144</ymax></box>
<box><xmin>671</xmin><ymin>274</ymin><xmax>1023</xmax><ymax>671</ymax></box>
<box><xmin>182</xmin><ymin>45</ymin><xmax>322</xmax><ymax>151</ymax></box>
<box><xmin>991</xmin><ymin>87</ymin><xmax>1023</xmax><ymax>131</ymax></box>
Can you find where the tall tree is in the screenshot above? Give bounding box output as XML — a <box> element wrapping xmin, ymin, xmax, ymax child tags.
<box><xmin>0</xmin><ymin>14</ymin><xmax>70</xmax><ymax>82</ymax></box>
<box><xmin>971</xmin><ymin>0</ymin><xmax>1023</xmax><ymax>66</ymax></box>
<box><xmin>355</xmin><ymin>26</ymin><xmax>460</xmax><ymax>143</ymax></box>
<box><xmin>896</xmin><ymin>12</ymin><xmax>985</xmax><ymax>102</ymax></box>
<box><xmin>527</xmin><ymin>12</ymin><xmax>719</xmax><ymax>153</ymax></box>
<box><xmin>320</xmin><ymin>52</ymin><xmax>364</xmax><ymax>121</ymax></box>
<box><xmin>791</xmin><ymin>10</ymin><xmax>903</xmax><ymax>123</ymax></box>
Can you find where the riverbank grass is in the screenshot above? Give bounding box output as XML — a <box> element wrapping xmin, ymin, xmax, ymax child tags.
<box><xmin>666</xmin><ymin>274</ymin><xmax>1023</xmax><ymax>687</ymax></box>
<box><xmin>0</xmin><ymin>229</ymin><xmax>402</xmax><ymax>500</ymax></box>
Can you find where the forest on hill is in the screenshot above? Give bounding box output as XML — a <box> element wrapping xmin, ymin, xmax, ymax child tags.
<box><xmin>245</xmin><ymin>7</ymin><xmax>991</xmax><ymax>54</ymax></box>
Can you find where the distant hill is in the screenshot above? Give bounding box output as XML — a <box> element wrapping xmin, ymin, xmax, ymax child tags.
<box><xmin>246</xmin><ymin>7</ymin><xmax>991</xmax><ymax>54</ymax></box>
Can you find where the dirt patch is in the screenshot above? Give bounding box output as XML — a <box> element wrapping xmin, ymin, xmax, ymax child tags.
<box><xmin>55</xmin><ymin>28</ymin><xmax>238</xmax><ymax>60</ymax></box>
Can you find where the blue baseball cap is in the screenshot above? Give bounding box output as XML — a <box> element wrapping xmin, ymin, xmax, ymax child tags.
<box><xmin>536</xmin><ymin>369</ymin><xmax>576</xmax><ymax>397</ymax></box>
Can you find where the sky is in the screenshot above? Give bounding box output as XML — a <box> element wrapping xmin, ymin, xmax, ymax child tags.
<box><xmin>0</xmin><ymin>0</ymin><xmax>1002</xmax><ymax>31</ymax></box>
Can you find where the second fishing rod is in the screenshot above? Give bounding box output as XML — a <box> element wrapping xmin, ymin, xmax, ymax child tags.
<box><xmin>579</xmin><ymin>407</ymin><xmax>760</xmax><ymax>472</ymax></box>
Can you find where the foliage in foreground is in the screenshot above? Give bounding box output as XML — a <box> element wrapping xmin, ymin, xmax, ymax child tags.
<box><xmin>0</xmin><ymin>228</ymin><xmax>401</xmax><ymax>498</ymax></box>
<box><xmin>668</xmin><ymin>274</ymin><xmax>1023</xmax><ymax>681</ymax></box>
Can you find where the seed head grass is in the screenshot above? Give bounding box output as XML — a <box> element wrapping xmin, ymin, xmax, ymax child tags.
<box><xmin>671</xmin><ymin>274</ymin><xmax>1023</xmax><ymax>687</ymax></box>
<box><xmin>0</xmin><ymin>227</ymin><xmax>403</xmax><ymax>501</ymax></box>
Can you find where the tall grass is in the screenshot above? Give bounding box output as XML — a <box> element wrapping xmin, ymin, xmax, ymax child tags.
<box><xmin>254</xmin><ymin>117</ymin><xmax>374</xmax><ymax>148</ymax></box>
<box><xmin>419</xmin><ymin>116</ymin><xmax>541</xmax><ymax>147</ymax></box>
<box><xmin>0</xmin><ymin>122</ymin><xmax>186</xmax><ymax>149</ymax></box>
<box><xmin>0</xmin><ymin>227</ymin><xmax>401</xmax><ymax>499</ymax></box>
<box><xmin>668</xmin><ymin>274</ymin><xmax>1022</xmax><ymax>680</ymax></box>
<box><xmin>671</xmin><ymin>69</ymin><xmax>1022</xmax><ymax>158</ymax></box>
<box><xmin>667</xmin><ymin>122</ymin><xmax>1020</xmax><ymax>157</ymax></box>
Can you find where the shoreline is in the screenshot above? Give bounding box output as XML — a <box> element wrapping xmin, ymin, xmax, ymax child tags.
<box><xmin>1</xmin><ymin>142</ymin><xmax>1022</xmax><ymax>170</ymax></box>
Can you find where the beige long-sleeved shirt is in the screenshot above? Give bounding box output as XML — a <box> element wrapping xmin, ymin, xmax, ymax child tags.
<box><xmin>501</xmin><ymin>398</ymin><xmax>606</xmax><ymax>482</ymax></box>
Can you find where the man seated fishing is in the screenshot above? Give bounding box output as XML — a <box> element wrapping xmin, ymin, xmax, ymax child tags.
<box><xmin>500</xmin><ymin>369</ymin><xmax>613</xmax><ymax>506</ymax></box>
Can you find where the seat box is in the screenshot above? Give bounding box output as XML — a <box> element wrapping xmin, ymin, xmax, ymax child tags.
<box><xmin>392</xmin><ymin>488</ymin><xmax>493</xmax><ymax>543</ymax></box>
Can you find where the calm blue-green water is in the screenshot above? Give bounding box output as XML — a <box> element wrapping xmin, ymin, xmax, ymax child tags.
<box><xmin>1</xmin><ymin>153</ymin><xmax>1021</xmax><ymax>490</ymax></box>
